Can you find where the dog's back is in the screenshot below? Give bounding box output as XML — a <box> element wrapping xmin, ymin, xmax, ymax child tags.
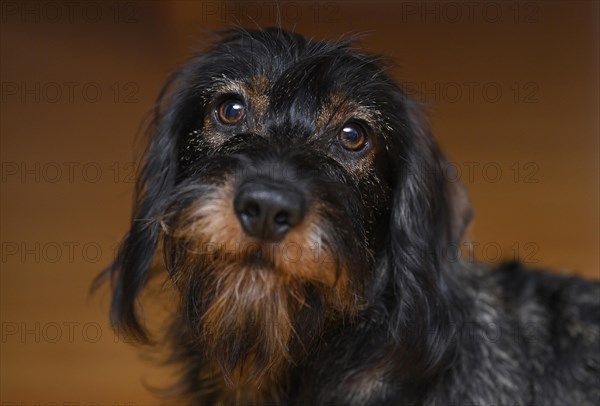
<box><xmin>425</xmin><ymin>262</ymin><xmax>600</xmax><ymax>406</ymax></box>
<box><xmin>305</xmin><ymin>262</ymin><xmax>600</xmax><ymax>405</ymax></box>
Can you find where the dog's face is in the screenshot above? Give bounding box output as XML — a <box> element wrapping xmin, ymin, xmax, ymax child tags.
<box><xmin>106</xmin><ymin>29</ymin><xmax>472</xmax><ymax>389</ymax></box>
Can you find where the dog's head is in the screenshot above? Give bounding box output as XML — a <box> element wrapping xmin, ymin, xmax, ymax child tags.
<box><xmin>105</xmin><ymin>28</ymin><xmax>471</xmax><ymax>387</ymax></box>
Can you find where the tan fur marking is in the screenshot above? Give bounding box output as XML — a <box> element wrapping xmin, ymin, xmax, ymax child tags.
<box><xmin>160</xmin><ymin>179</ymin><xmax>362</xmax><ymax>403</ymax></box>
<box><xmin>201</xmin><ymin>77</ymin><xmax>271</xmax><ymax>140</ymax></box>
<box><xmin>316</xmin><ymin>93</ymin><xmax>379</xmax><ymax>178</ymax></box>
<box><xmin>246</xmin><ymin>75</ymin><xmax>271</xmax><ymax>119</ymax></box>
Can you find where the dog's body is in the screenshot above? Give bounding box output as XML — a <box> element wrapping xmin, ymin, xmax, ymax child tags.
<box><xmin>101</xmin><ymin>29</ymin><xmax>599</xmax><ymax>405</ymax></box>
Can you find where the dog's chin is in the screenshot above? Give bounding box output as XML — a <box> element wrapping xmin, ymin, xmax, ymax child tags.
<box><xmin>190</xmin><ymin>250</ymin><xmax>298</xmax><ymax>387</ymax></box>
<box><xmin>166</xmin><ymin>241</ymin><xmax>357</xmax><ymax>388</ymax></box>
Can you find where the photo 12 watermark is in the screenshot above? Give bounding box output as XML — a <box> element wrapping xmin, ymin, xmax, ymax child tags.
<box><xmin>0</xmin><ymin>81</ymin><xmax>140</xmax><ymax>104</ymax></box>
<box><xmin>398</xmin><ymin>1</ymin><xmax>541</xmax><ymax>24</ymax></box>
<box><xmin>0</xmin><ymin>1</ymin><xmax>140</xmax><ymax>24</ymax></box>
<box><xmin>402</xmin><ymin>81</ymin><xmax>540</xmax><ymax>104</ymax></box>
<box><xmin>1</xmin><ymin>161</ymin><xmax>137</xmax><ymax>184</ymax></box>
<box><xmin>197</xmin><ymin>1</ymin><xmax>341</xmax><ymax>24</ymax></box>
<box><xmin>1</xmin><ymin>402</ymin><xmax>138</xmax><ymax>406</ymax></box>
<box><xmin>1</xmin><ymin>241</ymin><xmax>105</xmax><ymax>264</ymax></box>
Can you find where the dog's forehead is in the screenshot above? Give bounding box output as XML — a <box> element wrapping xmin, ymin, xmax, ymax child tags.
<box><xmin>208</xmin><ymin>52</ymin><xmax>385</xmax><ymax>133</ymax></box>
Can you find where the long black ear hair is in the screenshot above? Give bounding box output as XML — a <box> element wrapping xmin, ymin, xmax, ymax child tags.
<box><xmin>387</xmin><ymin>91</ymin><xmax>472</xmax><ymax>381</ymax></box>
<box><xmin>94</xmin><ymin>28</ymin><xmax>314</xmax><ymax>345</ymax></box>
<box><xmin>94</xmin><ymin>66</ymin><xmax>195</xmax><ymax>344</ymax></box>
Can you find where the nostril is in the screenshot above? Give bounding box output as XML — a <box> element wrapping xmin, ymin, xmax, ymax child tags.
<box><xmin>274</xmin><ymin>211</ymin><xmax>290</xmax><ymax>226</ymax></box>
<box><xmin>242</xmin><ymin>202</ymin><xmax>260</xmax><ymax>218</ymax></box>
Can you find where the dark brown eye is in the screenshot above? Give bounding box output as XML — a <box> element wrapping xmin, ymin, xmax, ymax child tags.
<box><xmin>338</xmin><ymin>122</ymin><xmax>367</xmax><ymax>151</ymax></box>
<box><xmin>217</xmin><ymin>98</ymin><xmax>245</xmax><ymax>124</ymax></box>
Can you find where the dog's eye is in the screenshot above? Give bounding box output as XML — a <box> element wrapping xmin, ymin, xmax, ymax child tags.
<box><xmin>338</xmin><ymin>123</ymin><xmax>367</xmax><ymax>151</ymax></box>
<box><xmin>217</xmin><ymin>99</ymin><xmax>245</xmax><ymax>124</ymax></box>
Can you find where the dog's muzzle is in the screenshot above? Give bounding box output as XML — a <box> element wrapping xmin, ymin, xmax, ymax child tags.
<box><xmin>233</xmin><ymin>178</ymin><xmax>306</xmax><ymax>242</ymax></box>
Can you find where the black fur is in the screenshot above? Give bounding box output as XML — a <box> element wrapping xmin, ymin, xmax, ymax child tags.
<box><xmin>99</xmin><ymin>28</ymin><xmax>600</xmax><ymax>405</ymax></box>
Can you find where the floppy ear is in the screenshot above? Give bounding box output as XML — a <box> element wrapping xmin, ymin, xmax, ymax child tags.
<box><xmin>96</xmin><ymin>31</ymin><xmax>267</xmax><ymax>343</ymax></box>
<box><xmin>387</xmin><ymin>94</ymin><xmax>472</xmax><ymax>379</ymax></box>
<box><xmin>98</xmin><ymin>69</ymin><xmax>192</xmax><ymax>343</ymax></box>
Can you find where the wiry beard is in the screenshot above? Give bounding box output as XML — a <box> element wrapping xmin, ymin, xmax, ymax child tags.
<box><xmin>181</xmin><ymin>257</ymin><xmax>299</xmax><ymax>385</ymax></box>
<box><xmin>158</xmin><ymin>180</ymin><xmax>368</xmax><ymax>393</ymax></box>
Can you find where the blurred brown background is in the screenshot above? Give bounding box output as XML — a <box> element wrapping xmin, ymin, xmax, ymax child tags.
<box><xmin>1</xmin><ymin>0</ymin><xmax>598</xmax><ymax>404</ymax></box>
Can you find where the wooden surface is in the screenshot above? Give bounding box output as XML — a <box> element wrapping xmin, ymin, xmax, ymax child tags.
<box><xmin>1</xmin><ymin>1</ymin><xmax>598</xmax><ymax>403</ymax></box>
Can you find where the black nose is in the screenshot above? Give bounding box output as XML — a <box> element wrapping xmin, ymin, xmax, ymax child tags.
<box><xmin>233</xmin><ymin>180</ymin><xmax>306</xmax><ymax>241</ymax></box>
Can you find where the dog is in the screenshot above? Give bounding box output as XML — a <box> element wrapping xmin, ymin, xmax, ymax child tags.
<box><xmin>99</xmin><ymin>28</ymin><xmax>600</xmax><ymax>405</ymax></box>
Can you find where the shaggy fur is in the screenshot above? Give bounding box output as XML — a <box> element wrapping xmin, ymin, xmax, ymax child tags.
<box><xmin>98</xmin><ymin>28</ymin><xmax>600</xmax><ymax>405</ymax></box>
